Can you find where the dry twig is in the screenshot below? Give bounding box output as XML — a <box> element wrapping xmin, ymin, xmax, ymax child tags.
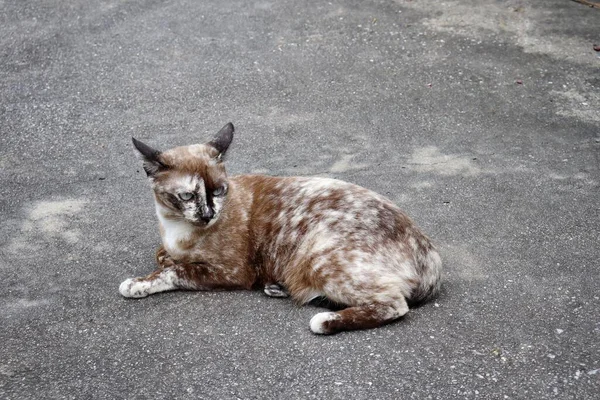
<box><xmin>571</xmin><ymin>0</ymin><xmax>600</xmax><ymax>9</ymax></box>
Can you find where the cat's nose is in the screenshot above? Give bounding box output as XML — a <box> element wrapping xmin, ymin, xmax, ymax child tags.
<box><xmin>200</xmin><ymin>208</ymin><xmax>215</xmax><ymax>222</ymax></box>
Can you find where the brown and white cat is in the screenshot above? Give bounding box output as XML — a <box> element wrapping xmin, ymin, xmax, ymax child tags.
<box><xmin>120</xmin><ymin>123</ymin><xmax>442</xmax><ymax>334</ymax></box>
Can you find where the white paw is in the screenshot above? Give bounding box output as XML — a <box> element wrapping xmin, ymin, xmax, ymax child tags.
<box><xmin>119</xmin><ymin>278</ymin><xmax>149</xmax><ymax>298</ymax></box>
<box><xmin>310</xmin><ymin>311</ymin><xmax>339</xmax><ymax>335</ymax></box>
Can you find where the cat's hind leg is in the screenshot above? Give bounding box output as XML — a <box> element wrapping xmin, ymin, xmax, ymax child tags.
<box><xmin>309</xmin><ymin>298</ymin><xmax>409</xmax><ymax>335</ymax></box>
<box><xmin>264</xmin><ymin>283</ymin><xmax>289</xmax><ymax>298</ymax></box>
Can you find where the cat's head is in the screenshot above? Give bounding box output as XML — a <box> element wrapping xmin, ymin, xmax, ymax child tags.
<box><xmin>132</xmin><ymin>123</ymin><xmax>234</xmax><ymax>228</ymax></box>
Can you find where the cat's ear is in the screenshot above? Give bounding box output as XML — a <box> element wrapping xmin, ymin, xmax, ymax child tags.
<box><xmin>208</xmin><ymin>122</ymin><xmax>234</xmax><ymax>159</ymax></box>
<box><xmin>132</xmin><ymin>137</ymin><xmax>167</xmax><ymax>177</ymax></box>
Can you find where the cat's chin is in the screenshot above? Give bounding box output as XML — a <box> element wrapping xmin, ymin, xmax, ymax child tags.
<box><xmin>188</xmin><ymin>217</ymin><xmax>219</xmax><ymax>228</ymax></box>
<box><xmin>188</xmin><ymin>220</ymin><xmax>209</xmax><ymax>228</ymax></box>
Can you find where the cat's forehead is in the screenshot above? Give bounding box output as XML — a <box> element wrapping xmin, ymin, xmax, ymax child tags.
<box><xmin>160</xmin><ymin>143</ymin><xmax>223</xmax><ymax>176</ymax></box>
<box><xmin>152</xmin><ymin>143</ymin><xmax>226</xmax><ymax>190</ymax></box>
<box><xmin>154</xmin><ymin>171</ymin><xmax>206</xmax><ymax>191</ymax></box>
<box><xmin>162</xmin><ymin>144</ymin><xmax>218</xmax><ymax>163</ymax></box>
<box><xmin>171</xmin><ymin>174</ymin><xmax>204</xmax><ymax>191</ymax></box>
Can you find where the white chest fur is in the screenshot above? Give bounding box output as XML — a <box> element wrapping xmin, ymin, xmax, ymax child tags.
<box><xmin>155</xmin><ymin>204</ymin><xmax>196</xmax><ymax>256</ymax></box>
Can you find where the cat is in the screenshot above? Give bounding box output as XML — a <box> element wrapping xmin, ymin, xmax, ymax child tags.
<box><xmin>120</xmin><ymin>123</ymin><xmax>442</xmax><ymax>334</ymax></box>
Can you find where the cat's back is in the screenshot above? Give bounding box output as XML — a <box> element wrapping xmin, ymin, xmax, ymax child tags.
<box><xmin>233</xmin><ymin>173</ymin><xmax>388</xmax><ymax>203</ymax></box>
<box><xmin>231</xmin><ymin>173</ymin><xmax>422</xmax><ymax>246</ymax></box>
<box><xmin>232</xmin><ymin>173</ymin><xmax>388</xmax><ymax>212</ymax></box>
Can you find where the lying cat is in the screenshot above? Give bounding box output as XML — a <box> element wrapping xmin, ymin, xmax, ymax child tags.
<box><xmin>120</xmin><ymin>123</ymin><xmax>442</xmax><ymax>334</ymax></box>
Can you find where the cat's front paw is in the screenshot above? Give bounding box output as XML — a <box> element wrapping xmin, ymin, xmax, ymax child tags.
<box><xmin>119</xmin><ymin>278</ymin><xmax>150</xmax><ymax>298</ymax></box>
<box><xmin>156</xmin><ymin>247</ymin><xmax>176</xmax><ymax>269</ymax></box>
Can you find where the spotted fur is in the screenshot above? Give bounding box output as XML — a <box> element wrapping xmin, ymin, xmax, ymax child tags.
<box><xmin>121</xmin><ymin>123</ymin><xmax>442</xmax><ymax>334</ymax></box>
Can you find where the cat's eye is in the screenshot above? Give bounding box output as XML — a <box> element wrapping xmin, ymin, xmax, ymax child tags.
<box><xmin>178</xmin><ymin>192</ymin><xmax>194</xmax><ymax>201</ymax></box>
<box><xmin>213</xmin><ymin>185</ymin><xmax>227</xmax><ymax>196</ymax></box>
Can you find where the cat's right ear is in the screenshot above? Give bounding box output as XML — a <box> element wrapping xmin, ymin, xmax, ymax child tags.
<box><xmin>132</xmin><ymin>137</ymin><xmax>167</xmax><ymax>177</ymax></box>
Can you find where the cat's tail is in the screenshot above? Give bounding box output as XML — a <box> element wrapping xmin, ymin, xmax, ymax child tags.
<box><xmin>407</xmin><ymin>246</ymin><xmax>442</xmax><ymax>306</ymax></box>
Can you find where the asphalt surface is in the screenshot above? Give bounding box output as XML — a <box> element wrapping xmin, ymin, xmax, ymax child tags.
<box><xmin>1</xmin><ymin>1</ymin><xmax>599</xmax><ymax>399</ymax></box>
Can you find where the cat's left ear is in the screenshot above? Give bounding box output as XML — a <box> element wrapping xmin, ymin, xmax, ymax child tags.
<box><xmin>208</xmin><ymin>122</ymin><xmax>234</xmax><ymax>160</ymax></box>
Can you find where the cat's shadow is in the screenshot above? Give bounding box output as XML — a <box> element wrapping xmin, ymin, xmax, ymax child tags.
<box><xmin>307</xmin><ymin>295</ymin><xmax>437</xmax><ymax>311</ymax></box>
<box><xmin>306</xmin><ymin>296</ymin><xmax>346</xmax><ymax>311</ymax></box>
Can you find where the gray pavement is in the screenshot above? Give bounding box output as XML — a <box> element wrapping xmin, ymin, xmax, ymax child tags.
<box><xmin>1</xmin><ymin>0</ymin><xmax>599</xmax><ymax>399</ymax></box>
